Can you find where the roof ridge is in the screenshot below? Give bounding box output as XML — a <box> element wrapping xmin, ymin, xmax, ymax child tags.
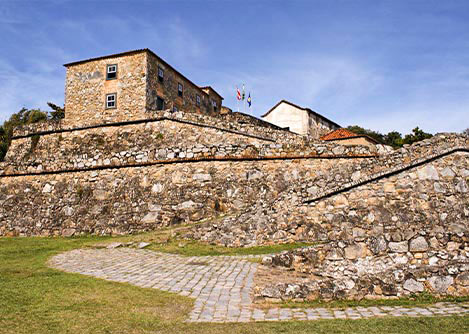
<box><xmin>261</xmin><ymin>100</ymin><xmax>341</xmax><ymax>128</ymax></box>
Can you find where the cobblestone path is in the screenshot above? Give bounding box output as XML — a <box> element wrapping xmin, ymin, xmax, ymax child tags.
<box><xmin>49</xmin><ymin>248</ymin><xmax>469</xmax><ymax>323</ymax></box>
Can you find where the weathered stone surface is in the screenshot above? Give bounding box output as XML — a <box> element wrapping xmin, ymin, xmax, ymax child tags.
<box><xmin>409</xmin><ymin>236</ymin><xmax>429</xmax><ymax>252</ymax></box>
<box><xmin>456</xmin><ymin>179</ymin><xmax>468</xmax><ymax>193</ymax></box>
<box><xmin>261</xmin><ymin>286</ymin><xmax>283</xmax><ymax>299</ymax></box>
<box><xmin>61</xmin><ymin>228</ymin><xmax>76</xmax><ymax>237</ymax></box>
<box><xmin>388</xmin><ymin>241</ymin><xmax>408</xmax><ymax>253</ymax></box>
<box><xmin>42</xmin><ymin>184</ymin><xmax>53</xmax><ymax>193</ymax></box>
<box><xmin>403</xmin><ymin>278</ymin><xmax>424</xmax><ymax>293</ymax></box>
<box><xmin>428</xmin><ymin>276</ymin><xmax>454</xmax><ymax>294</ymax></box>
<box><xmin>417</xmin><ymin>164</ymin><xmax>439</xmax><ymax>181</ymax></box>
<box><xmin>455</xmin><ymin>272</ymin><xmax>469</xmax><ymax>286</ymax></box>
<box><xmin>344</xmin><ymin>243</ymin><xmax>368</xmax><ymax>260</ymax></box>
<box><xmin>106</xmin><ymin>242</ymin><xmax>123</xmax><ymax>249</ymax></box>
<box><xmin>193</xmin><ymin>173</ymin><xmax>212</xmax><ymax>182</ymax></box>
<box><xmin>141</xmin><ymin>212</ymin><xmax>159</xmax><ymax>224</ymax></box>
<box><xmin>369</xmin><ymin>236</ymin><xmax>387</xmax><ymax>255</ymax></box>
<box><xmin>49</xmin><ymin>248</ymin><xmax>469</xmax><ymax>323</ymax></box>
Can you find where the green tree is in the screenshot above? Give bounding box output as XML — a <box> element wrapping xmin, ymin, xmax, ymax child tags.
<box><xmin>346</xmin><ymin>125</ymin><xmax>433</xmax><ymax>148</ymax></box>
<box><xmin>402</xmin><ymin>127</ymin><xmax>433</xmax><ymax>145</ymax></box>
<box><xmin>383</xmin><ymin>131</ymin><xmax>403</xmax><ymax>148</ymax></box>
<box><xmin>0</xmin><ymin>107</ymin><xmax>48</xmax><ymax>161</ymax></box>
<box><xmin>346</xmin><ymin>125</ymin><xmax>385</xmax><ymax>144</ymax></box>
<box><xmin>0</xmin><ymin>126</ymin><xmax>7</xmax><ymax>161</ymax></box>
<box><xmin>47</xmin><ymin>102</ymin><xmax>65</xmax><ymax>120</ymax></box>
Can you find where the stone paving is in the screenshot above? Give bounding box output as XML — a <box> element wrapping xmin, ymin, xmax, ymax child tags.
<box><xmin>49</xmin><ymin>248</ymin><xmax>469</xmax><ymax>323</ymax></box>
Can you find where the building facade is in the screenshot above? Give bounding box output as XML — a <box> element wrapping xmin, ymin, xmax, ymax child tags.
<box><xmin>261</xmin><ymin>100</ymin><xmax>340</xmax><ymax>138</ymax></box>
<box><xmin>64</xmin><ymin>49</ymin><xmax>223</xmax><ymax>126</ymax></box>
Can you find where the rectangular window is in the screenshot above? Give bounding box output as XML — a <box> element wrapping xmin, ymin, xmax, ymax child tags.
<box><xmin>196</xmin><ymin>95</ymin><xmax>201</xmax><ymax>106</ymax></box>
<box><xmin>178</xmin><ymin>83</ymin><xmax>183</xmax><ymax>97</ymax></box>
<box><xmin>106</xmin><ymin>93</ymin><xmax>116</xmax><ymax>109</ymax></box>
<box><xmin>211</xmin><ymin>99</ymin><xmax>217</xmax><ymax>111</ymax></box>
<box><xmin>156</xmin><ymin>96</ymin><xmax>164</xmax><ymax>111</ymax></box>
<box><xmin>173</xmin><ymin>106</ymin><xmax>178</xmax><ymax>112</ymax></box>
<box><xmin>158</xmin><ymin>66</ymin><xmax>164</xmax><ymax>83</ymax></box>
<box><xmin>106</xmin><ymin>64</ymin><xmax>117</xmax><ymax>80</ymax></box>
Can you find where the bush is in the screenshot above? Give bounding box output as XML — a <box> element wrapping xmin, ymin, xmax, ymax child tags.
<box><xmin>0</xmin><ymin>108</ymin><xmax>49</xmax><ymax>161</ymax></box>
<box><xmin>346</xmin><ymin>125</ymin><xmax>433</xmax><ymax>148</ymax></box>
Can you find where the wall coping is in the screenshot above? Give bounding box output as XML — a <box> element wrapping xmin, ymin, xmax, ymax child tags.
<box><xmin>0</xmin><ymin>152</ymin><xmax>376</xmax><ymax>178</ymax></box>
<box><xmin>11</xmin><ymin>109</ymin><xmax>300</xmax><ymax>142</ymax></box>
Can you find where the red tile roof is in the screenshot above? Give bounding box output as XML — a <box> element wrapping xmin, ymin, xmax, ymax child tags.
<box><xmin>320</xmin><ymin>128</ymin><xmax>380</xmax><ymax>143</ymax></box>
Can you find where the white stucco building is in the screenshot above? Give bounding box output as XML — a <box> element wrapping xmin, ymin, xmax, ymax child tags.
<box><xmin>261</xmin><ymin>100</ymin><xmax>340</xmax><ymax>138</ymax></box>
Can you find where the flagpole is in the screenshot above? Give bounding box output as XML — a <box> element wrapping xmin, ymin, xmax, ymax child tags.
<box><xmin>236</xmin><ymin>86</ymin><xmax>239</xmax><ymax>112</ymax></box>
<box><xmin>243</xmin><ymin>84</ymin><xmax>246</xmax><ymax>114</ymax></box>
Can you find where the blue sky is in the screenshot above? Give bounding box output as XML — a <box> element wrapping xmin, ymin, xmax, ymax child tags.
<box><xmin>1</xmin><ymin>0</ymin><xmax>468</xmax><ymax>134</ymax></box>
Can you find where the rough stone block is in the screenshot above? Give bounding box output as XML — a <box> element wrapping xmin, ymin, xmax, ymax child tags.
<box><xmin>409</xmin><ymin>236</ymin><xmax>429</xmax><ymax>252</ymax></box>
<box><xmin>388</xmin><ymin>241</ymin><xmax>408</xmax><ymax>253</ymax></box>
<box><xmin>403</xmin><ymin>278</ymin><xmax>424</xmax><ymax>293</ymax></box>
<box><xmin>428</xmin><ymin>276</ymin><xmax>454</xmax><ymax>294</ymax></box>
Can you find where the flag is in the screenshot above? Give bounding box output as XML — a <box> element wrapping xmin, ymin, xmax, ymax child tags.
<box><xmin>236</xmin><ymin>87</ymin><xmax>241</xmax><ymax>100</ymax></box>
<box><xmin>247</xmin><ymin>93</ymin><xmax>252</xmax><ymax>107</ymax></box>
<box><xmin>242</xmin><ymin>84</ymin><xmax>245</xmax><ymax>100</ymax></box>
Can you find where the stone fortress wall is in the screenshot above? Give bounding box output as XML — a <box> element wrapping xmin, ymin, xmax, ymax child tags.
<box><xmin>0</xmin><ymin>108</ymin><xmax>375</xmax><ymax>236</ymax></box>
<box><xmin>189</xmin><ymin>134</ymin><xmax>469</xmax><ymax>246</ymax></box>
<box><xmin>2</xmin><ymin>110</ymin><xmax>374</xmax><ymax>176</ymax></box>
<box><xmin>1</xmin><ymin>101</ymin><xmax>468</xmax><ymax>300</ymax></box>
<box><xmin>253</xmin><ymin>152</ymin><xmax>469</xmax><ymax>301</ymax></box>
<box><xmin>186</xmin><ymin>134</ymin><xmax>469</xmax><ymax>299</ymax></box>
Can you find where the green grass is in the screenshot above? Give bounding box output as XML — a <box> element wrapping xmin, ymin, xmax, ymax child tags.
<box><xmin>91</xmin><ymin>224</ymin><xmax>315</xmax><ymax>257</ymax></box>
<box><xmin>146</xmin><ymin>239</ymin><xmax>315</xmax><ymax>257</ymax></box>
<box><xmin>275</xmin><ymin>293</ymin><xmax>469</xmax><ymax>309</ymax></box>
<box><xmin>1</xmin><ymin>236</ymin><xmax>469</xmax><ymax>334</ymax></box>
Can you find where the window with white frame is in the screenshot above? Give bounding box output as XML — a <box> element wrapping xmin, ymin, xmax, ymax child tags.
<box><xmin>158</xmin><ymin>66</ymin><xmax>164</xmax><ymax>83</ymax></box>
<box><xmin>178</xmin><ymin>83</ymin><xmax>183</xmax><ymax>97</ymax></box>
<box><xmin>106</xmin><ymin>93</ymin><xmax>116</xmax><ymax>109</ymax></box>
<box><xmin>106</xmin><ymin>64</ymin><xmax>117</xmax><ymax>80</ymax></box>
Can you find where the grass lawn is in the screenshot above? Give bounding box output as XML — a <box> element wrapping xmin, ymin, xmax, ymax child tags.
<box><xmin>1</xmin><ymin>235</ymin><xmax>468</xmax><ymax>334</ymax></box>
<box><xmin>91</xmin><ymin>224</ymin><xmax>316</xmax><ymax>257</ymax></box>
<box><xmin>274</xmin><ymin>294</ymin><xmax>469</xmax><ymax>309</ymax></box>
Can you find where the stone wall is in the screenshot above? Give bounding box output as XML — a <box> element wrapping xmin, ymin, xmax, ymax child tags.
<box><xmin>146</xmin><ymin>52</ymin><xmax>222</xmax><ymax>114</ymax></box>
<box><xmin>64</xmin><ymin>51</ymin><xmax>147</xmax><ymax>126</ymax></box>
<box><xmin>64</xmin><ymin>49</ymin><xmax>224</xmax><ymax>128</ymax></box>
<box><xmin>1</xmin><ymin>116</ymin><xmax>373</xmax><ymax>176</ymax></box>
<box><xmin>188</xmin><ymin>134</ymin><xmax>469</xmax><ymax>248</ymax></box>
<box><xmin>0</xmin><ymin>158</ymin><xmax>367</xmax><ymax>237</ymax></box>
<box><xmin>12</xmin><ymin>110</ymin><xmax>301</xmax><ymax>144</ymax></box>
<box><xmin>200</xmin><ymin>151</ymin><xmax>469</xmax><ymax>300</ymax></box>
<box><xmin>1</xmin><ymin>119</ymin><xmax>271</xmax><ymax>175</ymax></box>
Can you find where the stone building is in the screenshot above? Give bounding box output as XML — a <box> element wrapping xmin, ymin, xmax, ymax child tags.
<box><xmin>320</xmin><ymin>128</ymin><xmax>380</xmax><ymax>147</ymax></box>
<box><xmin>261</xmin><ymin>100</ymin><xmax>340</xmax><ymax>138</ymax></box>
<box><xmin>64</xmin><ymin>48</ymin><xmax>223</xmax><ymax>126</ymax></box>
